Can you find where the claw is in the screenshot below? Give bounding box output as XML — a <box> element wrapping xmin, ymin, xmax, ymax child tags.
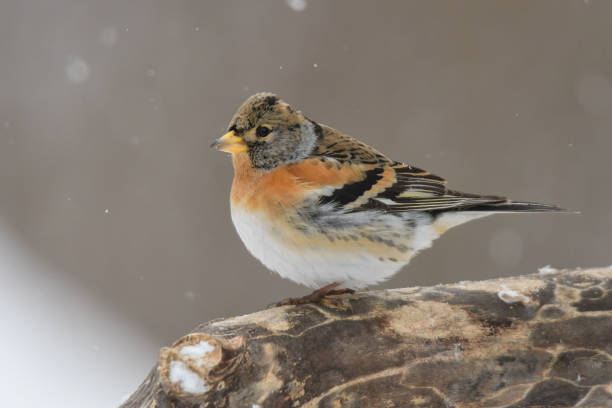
<box><xmin>268</xmin><ymin>282</ymin><xmax>355</xmax><ymax>309</ymax></box>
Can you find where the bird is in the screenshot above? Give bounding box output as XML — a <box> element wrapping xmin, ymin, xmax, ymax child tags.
<box><xmin>211</xmin><ymin>92</ymin><xmax>568</xmax><ymax>306</ymax></box>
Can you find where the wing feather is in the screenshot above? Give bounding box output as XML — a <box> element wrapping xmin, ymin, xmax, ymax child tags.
<box><xmin>308</xmin><ymin>123</ymin><xmax>509</xmax><ymax>213</ymax></box>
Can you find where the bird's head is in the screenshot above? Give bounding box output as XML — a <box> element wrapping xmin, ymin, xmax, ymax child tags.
<box><xmin>211</xmin><ymin>93</ymin><xmax>319</xmax><ymax>170</ymax></box>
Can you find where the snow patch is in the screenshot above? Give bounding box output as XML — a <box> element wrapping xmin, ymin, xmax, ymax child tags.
<box><xmin>169</xmin><ymin>361</ymin><xmax>209</xmax><ymax>394</ymax></box>
<box><xmin>179</xmin><ymin>341</ymin><xmax>215</xmax><ymax>362</ymax></box>
<box><xmin>538</xmin><ymin>265</ymin><xmax>558</xmax><ymax>274</ymax></box>
<box><xmin>497</xmin><ymin>285</ymin><xmax>530</xmax><ymax>304</ymax></box>
<box><xmin>286</xmin><ymin>0</ymin><xmax>307</xmax><ymax>12</ymax></box>
<box><xmin>65</xmin><ymin>56</ymin><xmax>90</xmax><ymax>84</ymax></box>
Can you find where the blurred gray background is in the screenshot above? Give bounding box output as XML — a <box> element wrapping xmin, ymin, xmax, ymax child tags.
<box><xmin>1</xmin><ymin>1</ymin><xmax>611</xmax><ymax>406</ymax></box>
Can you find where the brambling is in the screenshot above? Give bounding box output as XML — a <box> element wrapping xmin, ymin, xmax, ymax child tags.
<box><xmin>212</xmin><ymin>93</ymin><xmax>567</xmax><ymax>305</ymax></box>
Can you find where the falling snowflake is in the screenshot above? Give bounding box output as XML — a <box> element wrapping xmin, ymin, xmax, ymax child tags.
<box><xmin>286</xmin><ymin>0</ymin><xmax>307</xmax><ymax>12</ymax></box>
<box><xmin>65</xmin><ymin>56</ymin><xmax>90</xmax><ymax>84</ymax></box>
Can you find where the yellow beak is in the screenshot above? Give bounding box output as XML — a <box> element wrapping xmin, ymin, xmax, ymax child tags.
<box><xmin>210</xmin><ymin>130</ymin><xmax>248</xmax><ymax>153</ymax></box>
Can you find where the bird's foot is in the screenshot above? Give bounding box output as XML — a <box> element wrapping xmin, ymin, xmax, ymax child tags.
<box><xmin>269</xmin><ymin>282</ymin><xmax>355</xmax><ymax>309</ymax></box>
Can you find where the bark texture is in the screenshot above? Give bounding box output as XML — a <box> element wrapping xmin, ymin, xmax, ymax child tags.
<box><xmin>122</xmin><ymin>268</ymin><xmax>612</xmax><ymax>408</ymax></box>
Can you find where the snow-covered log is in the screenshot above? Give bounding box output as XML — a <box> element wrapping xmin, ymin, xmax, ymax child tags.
<box><xmin>121</xmin><ymin>268</ymin><xmax>612</xmax><ymax>408</ymax></box>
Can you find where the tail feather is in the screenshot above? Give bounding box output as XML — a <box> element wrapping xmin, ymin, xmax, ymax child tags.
<box><xmin>461</xmin><ymin>200</ymin><xmax>575</xmax><ymax>213</ymax></box>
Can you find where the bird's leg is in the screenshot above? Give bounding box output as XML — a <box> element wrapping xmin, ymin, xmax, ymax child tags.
<box><xmin>325</xmin><ymin>287</ymin><xmax>356</xmax><ymax>296</ymax></box>
<box><xmin>269</xmin><ymin>282</ymin><xmax>355</xmax><ymax>308</ymax></box>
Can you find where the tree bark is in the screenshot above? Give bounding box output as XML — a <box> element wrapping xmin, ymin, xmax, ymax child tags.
<box><xmin>121</xmin><ymin>268</ymin><xmax>612</xmax><ymax>408</ymax></box>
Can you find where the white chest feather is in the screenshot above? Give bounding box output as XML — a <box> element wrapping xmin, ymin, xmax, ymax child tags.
<box><xmin>230</xmin><ymin>206</ymin><xmax>418</xmax><ymax>289</ymax></box>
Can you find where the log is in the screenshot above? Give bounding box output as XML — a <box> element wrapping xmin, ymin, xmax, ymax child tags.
<box><xmin>121</xmin><ymin>268</ymin><xmax>612</xmax><ymax>408</ymax></box>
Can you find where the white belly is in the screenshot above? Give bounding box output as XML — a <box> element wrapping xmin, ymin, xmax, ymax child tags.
<box><xmin>230</xmin><ymin>206</ymin><xmax>407</xmax><ymax>289</ymax></box>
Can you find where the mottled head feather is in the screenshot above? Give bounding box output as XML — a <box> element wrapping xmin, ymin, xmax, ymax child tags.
<box><xmin>227</xmin><ymin>93</ymin><xmax>320</xmax><ymax>170</ymax></box>
<box><xmin>228</xmin><ymin>92</ymin><xmax>282</xmax><ymax>133</ymax></box>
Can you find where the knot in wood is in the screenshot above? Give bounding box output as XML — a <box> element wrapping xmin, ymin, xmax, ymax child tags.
<box><xmin>158</xmin><ymin>333</ymin><xmax>244</xmax><ymax>400</ymax></box>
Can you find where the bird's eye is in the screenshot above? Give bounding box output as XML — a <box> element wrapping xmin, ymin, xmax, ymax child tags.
<box><xmin>256</xmin><ymin>126</ymin><xmax>271</xmax><ymax>138</ymax></box>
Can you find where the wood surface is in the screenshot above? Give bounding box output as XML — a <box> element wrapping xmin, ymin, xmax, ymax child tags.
<box><xmin>121</xmin><ymin>268</ymin><xmax>612</xmax><ymax>408</ymax></box>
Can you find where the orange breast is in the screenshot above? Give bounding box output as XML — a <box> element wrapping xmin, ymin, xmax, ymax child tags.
<box><xmin>230</xmin><ymin>154</ymin><xmax>309</xmax><ymax>212</ymax></box>
<box><xmin>230</xmin><ymin>155</ymin><xmax>366</xmax><ymax>213</ymax></box>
